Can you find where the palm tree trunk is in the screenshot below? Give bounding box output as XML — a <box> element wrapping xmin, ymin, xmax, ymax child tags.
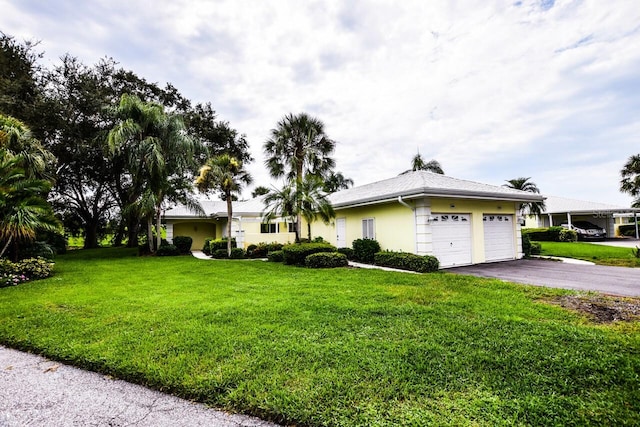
<box><xmin>156</xmin><ymin>204</ymin><xmax>162</xmax><ymax>252</ymax></box>
<box><xmin>147</xmin><ymin>217</ymin><xmax>154</xmax><ymax>253</ymax></box>
<box><xmin>307</xmin><ymin>222</ymin><xmax>311</xmax><ymax>241</ymax></box>
<box><xmin>226</xmin><ymin>193</ymin><xmax>233</xmax><ymax>257</ymax></box>
<box><xmin>0</xmin><ymin>236</ymin><xmax>12</xmax><ymax>258</ymax></box>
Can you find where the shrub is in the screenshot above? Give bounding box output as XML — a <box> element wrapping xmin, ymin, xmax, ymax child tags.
<box><xmin>337</xmin><ymin>247</ymin><xmax>355</xmax><ymax>260</ymax></box>
<box><xmin>267</xmin><ymin>250</ymin><xmax>284</xmax><ymax>262</ymax></box>
<box><xmin>211</xmin><ymin>249</ymin><xmax>229</xmax><ymax>259</ymax></box>
<box><xmin>548</xmin><ymin>226</ymin><xmax>564</xmax><ymax>242</ymax></box>
<box><xmin>282</xmin><ymin>243</ymin><xmax>337</xmax><ymax>266</ymax></box>
<box><xmin>14</xmin><ymin>257</ymin><xmax>54</xmax><ymax>280</ymax></box>
<box><xmin>266</xmin><ymin>242</ymin><xmax>283</xmax><ymax>252</ymax></box>
<box><xmin>247</xmin><ymin>243</ymin><xmax>268</xmax><ymax>258</ymax></box>
<box><xmin>202</xmin><ymin>238</ymin><xmax>214</xmax><ymax>255</ymax></box>
<box><xmin>522</xmin><ymin>232</ymin><xmax>532</xmax><ymax>257</ymax></box>
<box><xmin>38</xmin><ymin>230</ymin><xmax>67</xmax><ymax>255</ymax></box>
<box><xmin>305</xmin><ymin>252</ymin><xmax>348</xmax><ymax>268</ymax></box>
<box><xmin>352</xmin><ymin>238</ymin><xmax>381</xmax><ymax>264</ymax></box>
<box><xmin>19</xmin><ymin>241</ymin><xmax>55</xmax><ymax>260</ymax></box>
<box><xmin>632</xmin><ymin>246</ymin><xmax>640</xmax><ymax>258</ymax></box>
<box><xmin>531</xmin><ymin>242</ymin><xmax>542</xmax><ymax>255</ymax></box>
<box><xmin>522</xmin><ymin>228</ymin><xmax>551</xmax><ymax>241</ymax></box>
<box><xmin>1</xmin><ymin>273</ymin><xmax>29</xmax><ymax>288</ymax></box>
<box><xmin>208</xmin><ymin>238</ymin><xmax>237</xmax><ymax>252</ymax></box>
<box><xmin>0</xmin><ymin>258</ymin><xmax>12</xmax><ymax>275</ymax></box>
<box><xmin>156</xmin><ymin>244</ymin><xmax>180</xmax><ymax>256</ymax></box>
<box><xmin>172</xmin><ymin>236</ymin><xmax>193</xmax><ymax>254</ymax></box>
<box><xmin>559</xmin><ymin>228</ymin><xmax>578</xmax><ymax>242</ymax></box>
<box><xmin>230</xmin><ymin>248</ymin><xmax>246</xmax><ymax>259</ymax></box>
<box><xmin>311</xmin><ymin>236</ymin><xmax>325</xmax><ymax>243</ymax></box>
<box><xmin>374</xmin><ymin>252</ymin><xmax>440</xmax><ymax>273</ymax></box>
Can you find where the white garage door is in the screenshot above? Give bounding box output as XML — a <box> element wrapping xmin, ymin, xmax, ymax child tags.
<box><xmin>431</xmin><ymin>214</ymin><xmax>472</xmax><ymax>268</ymax></box>
<box><xmin>483</xmin><ymin>214</ymin><xmax>515</xmax><ymax>262</ymax></box>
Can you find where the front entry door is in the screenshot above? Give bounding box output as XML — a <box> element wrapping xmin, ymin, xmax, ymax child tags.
<box><xmin>336</xmin><ymin>218</ymin><xmax>346</xmax><ymax>248</ymax></box>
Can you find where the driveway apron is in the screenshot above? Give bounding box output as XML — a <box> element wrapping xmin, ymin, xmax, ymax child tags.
<box><xmin>448</xmin><ymin>259</ymin><xmax>640</xmax><ymax>297</ymax></box>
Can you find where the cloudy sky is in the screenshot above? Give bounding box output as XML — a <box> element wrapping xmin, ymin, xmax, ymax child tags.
<box><xmin>2</xmin><ymin>0</ymin><xmax>639</xmax><ymax>205</ymax></box>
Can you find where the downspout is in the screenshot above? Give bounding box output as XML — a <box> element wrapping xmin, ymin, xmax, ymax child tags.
<box><xmin>398</xmin><ymin>196</ymin><xmax>417</xmax><ymax>254</ymax></box>
<box><xmin>397</xmin><ymin>196</ymin><xmax>414</xmax><ymax>212</ymax></box>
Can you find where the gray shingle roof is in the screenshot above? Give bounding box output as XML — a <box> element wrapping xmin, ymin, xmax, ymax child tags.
<box><xmin>164</xmin><ymin>198</ymin><xmax>266</xmax><ymax>218</ymax></box>
<box><xmin>328</xmin><ymin>170</ymin><xmax>545</xmax><ymax>208</ymax></box>
<box><xmin>542</xmin><ymin>195</ymin><xmax>640</xmax><ymax>214</ymax></box>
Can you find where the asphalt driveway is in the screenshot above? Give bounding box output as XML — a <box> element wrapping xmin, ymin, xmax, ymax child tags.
<box><xmin>449</xmin><ymin>259</ymin><xmax>640</xmax><ymax>297</ymax></box>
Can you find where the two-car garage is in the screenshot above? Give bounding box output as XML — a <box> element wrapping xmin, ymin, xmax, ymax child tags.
<box><xmin>431</xmin><ymin>213</ymin><xmax>516</xmax><ymax>268</ymax></box>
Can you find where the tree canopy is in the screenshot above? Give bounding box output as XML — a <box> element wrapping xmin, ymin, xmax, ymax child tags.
<box><xmin>504</xmin><ymin>177</ymin><xmax>546</xmax><ymax>216</ymax></box>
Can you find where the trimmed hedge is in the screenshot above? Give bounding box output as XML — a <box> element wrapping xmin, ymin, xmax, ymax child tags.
<box><xmin>172</xmin><ymin>236</ymin><xmax>193</xmax><ymax>254</ymax></box>
<box><xmin>352</xmin><ymin>238</ymin><xmax>381</xmax><ymax>264</ymax></box>
<box><xmin>267</xmin><ymin>250</ymin><xmax>284</xmax><ymax>262</ymax></box>
<box><xmin>559</xmin><ymin>229</ymin><xmax>578</xmax><ymax>242</ymax></box>
<box><xmin>337</xmin><ymin>247</ymin><xmax>355</xmax><ymax>260</ymax></box>
<box><xmin>156</xmin><ymin>244</ymin><xmax>180</xmax><ymax>256</ymax></box>
<box><xmin>523</xmin><ymin>226</ymin><xmax>567</xmax><ymax>242</ymax></box>
<box><xmin>282</xmin><ymin>243</ymin><xmax>337</xmax><ymax>266</ymax></box>
<box><xmin>374</xmin><ymin>252</ymin><xmax>439</xmax><ymax>273</ymax></box>
<box><xmin>305</xmin><ymin>252</ymin><xmax>348</xmax><ymax>268</ymax></box>
<box><xmin>230</xmin><ymin>248</ymin><xmax>246</xmax><ymax>259</ymax></box>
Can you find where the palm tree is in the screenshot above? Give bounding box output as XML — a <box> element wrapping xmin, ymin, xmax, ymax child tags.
<box><xmin>264</xmin><ymin>113</ymin><xmax>336</xmax><ymax>239</ymax></box>
<box><xmin>402</xmin><ymin>153</ymin><xmax>444</xmax><ymax>175</ymax></box>
<box><xmin>0</xmin><ymin>150</ymin><xmax>59</xmax><ymax>259</ymax></box>
<box><xmin>504</xmin><ymin>177</ymin><xmax>546</xmax><ymax>215</ymax></box>
<box><xmin>621</xmin><ymin>154</ymin><xmax>640</xmax><ymax>207</ymax></box>
<box><xmin>108</xmin><ymin>94</ymin><xmax>203</xmax><ymax>251</ymax></box>
<box><xmin>0</xmin><ymin>113</ymin><xmax>55</xmax><ymax>181</ymax></box>
<box><xmin>195</xmin><ymin>154</ymin><xmax>252</xmax><ymax>256</ymax></box>
<box><xmin>251</xmin><ymin>186</ymin><xmax>271</xmax><ymax>198</ymax></box>
<box><xmin>262</xmin><ymin>184</ymin><xmax>298</xmax><ymax>241</ymax></box>
<box><xmin>299</xmin><ymin>175</ymin><xmax>335</xmax><ymax>241</ymax></box>
<box><xmin>323</xmin><ymin>171</ymin><xmax>354</xmax><ymax>193</ymax></box>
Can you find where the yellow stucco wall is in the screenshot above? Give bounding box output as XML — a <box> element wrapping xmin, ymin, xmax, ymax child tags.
<box><xmin>431</xmin><ymin>198</ymin><xmax>518</xmax><ymax>264</ymax></box>
<box><xmin>312</xmin><ymin>203</ymin><xmax>415</xmax><ymax>251</ymax></box>
<box><xmin>171</xmin><ymin>220</ymin><xmax>218</xmax><ymax>251</ymax></box>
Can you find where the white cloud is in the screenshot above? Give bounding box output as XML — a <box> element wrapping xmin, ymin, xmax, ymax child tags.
<box><xmin>1</xmin><ymin>0</ymin><xmax>639</xmax><ymax>206</ymax></box>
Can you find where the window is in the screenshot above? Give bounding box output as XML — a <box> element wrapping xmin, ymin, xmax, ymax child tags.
<box><xmin>362</xmin><ymin>218</ymin><xmax>375</xmax><ymax>239</ymax></box>
<box><xmin>287</xmin><ymin>222</ymin><xmax>297</xmax><ymax>233</ymax></box>
<box><xmin>260</xmin><ymin>223</ymin><xmax>279</xmax><ymax>234</ymax></box>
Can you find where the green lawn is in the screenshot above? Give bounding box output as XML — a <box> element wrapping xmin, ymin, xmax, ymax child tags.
<box><xmin>1</xmin><ymin>248</ymin><xmax>639</xmax><ymax>426</ymax></box>
<box><xmin>539</xmin><ymin>241</ymin><xmax>640</xmax><ymax>267</ymax></box>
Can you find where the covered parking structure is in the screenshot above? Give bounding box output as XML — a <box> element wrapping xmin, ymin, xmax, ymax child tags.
<box><xmin>531</xmin><ymin>195</ymin><xmax>640</xmax><ymax>239</ymax></box>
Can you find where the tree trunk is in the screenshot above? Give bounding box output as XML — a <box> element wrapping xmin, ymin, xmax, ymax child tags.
<box><xmin>156</xmin><ymin>205</ymin><xmax>162</xmax><ymax>251</ymax></box>
<box><xmin>147</xmin><ymin>218</ymin><xmax>154</xmax><ymax>253</ymax></box>
<box><xmin>126</xmin><ymin>215</ymin><xmax>139</xmax><ymax>248</ymax></box>
<box><xmin>226</xmin><ymin>194</ymin><xmax>232</xmax><ymax>257</ymax></box>
<box><xmin>0</xmin><ymin>236</ymin><xmax>12</xmax><ymax>259</ymax></box>
<box><xmin>307</xmin><ymin>222</ymin><xmax>312</xmax><ymax>242</ymax></box>
<box><xmin>83</xmin><ymin>220</ymin><xmax>100</xmax><ymax>249</ymax></box>
<box><xmin>113</xmin><ymin>219</ymin><xmax>125</xmax><ymax>247</ymax></box>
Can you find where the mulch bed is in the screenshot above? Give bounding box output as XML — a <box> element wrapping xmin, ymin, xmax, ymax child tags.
<box><xmin>550</xmin><ymin>294</ymin><xmax>640</xmax><ymax>323</ymax></box>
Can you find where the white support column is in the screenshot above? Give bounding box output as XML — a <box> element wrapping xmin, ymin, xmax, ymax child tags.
<box><xmin>548</xmin><ymin>213</ymin><xmax>553</xmax><ymax>227</ymax></box>
<box><xmin>567</xmin><ymin>213</ymin><xmax>572</xmax><ymax>228</ymax></box>
<box><xmin>635</xmin><ymin>212</ymin><xmax>639</xmax><ymax>239</ymax></box>
<box><xmin>414</xmin><ymin>198</ymin><xmax>432</xmax><ymax>255</ymax></box>
<box><xmin>165</xmin><ymin>222</ymin><xmax>174</xmax><ymax>243</ymax></box>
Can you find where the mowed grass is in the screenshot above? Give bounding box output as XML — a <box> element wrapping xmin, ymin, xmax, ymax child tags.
<box><xmin>1</xmin><ymin>248</ymin><xmax>639</xmax><ymax>426</ymax></box>
<box><xmin>539</xmin><ymin>241</ymin><xmax>640</xmax><ymax>267</ymax></box>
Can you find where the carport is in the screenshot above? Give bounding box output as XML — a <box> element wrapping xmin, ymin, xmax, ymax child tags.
<box><xmin>536</xmin><ymin>195</ymin><xmax>640</xmax><ymax>239</ymax></box>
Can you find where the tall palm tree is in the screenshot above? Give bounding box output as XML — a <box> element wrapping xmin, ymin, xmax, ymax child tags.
<box><xmin>195</xmin><ymin>154</ymin><xmax>252</xmax><ymax>256</ymax></box>
<box><xmin>621</xmin><ymin>154</ymin><xmax>640</xmax><ymax>207</ymax></box>
<box><xmin>108</xmin><ymin>94</ymin><xmax>202</xmax><ymax>251</ymax></box>
<box><xmin>264</xmin><ymin>113</ymin><xmax>336</xmax><ymax>239</ymax></box>
<box><xmin>504</xmin><ymin>177</ymin><xmax>546</xmax><ymax>215</ymax></box>
<box><xmin>0</xmin><ymin>150</ymin><xmax>59</xmax><ymax>259</ymax></box>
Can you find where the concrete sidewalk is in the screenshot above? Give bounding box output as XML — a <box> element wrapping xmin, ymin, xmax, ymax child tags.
<box><xmin>0</xmin><ymin>346</ymin><xmax>279</xmax><ymax>427</ymax></box>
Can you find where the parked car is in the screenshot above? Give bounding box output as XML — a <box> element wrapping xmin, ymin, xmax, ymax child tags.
<box><xmin>561</xmin><ymin>221</ymin><xmax>607</xmax><ymax>241</ymax></box>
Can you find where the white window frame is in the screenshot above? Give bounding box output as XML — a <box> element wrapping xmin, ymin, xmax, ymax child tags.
<box><xmin>362</xmin><ymin>218</ymin><xmax>375</xmax><ymax>239</ymax></box>
<box><xmin>260</xmin><ymin>223</ymin><xmax>279</xmax><ymax>234</ymax></box>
